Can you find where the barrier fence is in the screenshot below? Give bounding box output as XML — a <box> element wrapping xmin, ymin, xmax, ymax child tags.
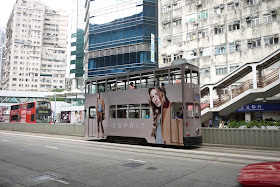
<box><xmin>0</xmin><ymin>123</ymin><xmax>279</xmax><ymax>148</ymax></box>
<box><xmin>202</xmin><ymin>128</ymin><xmax>280</xmax><ymax>148</ymax></box>
<box><xmin>0</xmin><ymin>123</ymin><xmax>84</xmax><ymax>137</ymax></box>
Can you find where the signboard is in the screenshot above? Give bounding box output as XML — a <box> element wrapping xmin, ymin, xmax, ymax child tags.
<box><xmin>151</xmin><ymin>33</ymin><xmax>155</xmax><ymax>63</ymax></box>
<box><xmin>236</xmin><ymin>103</ymin><xmax>280</xmax><ymax>112</ymax></box>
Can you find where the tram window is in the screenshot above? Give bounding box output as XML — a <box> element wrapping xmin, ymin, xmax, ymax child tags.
<box><xmin>171</xmin><ymin>102</ymin><xmax>183</xmax><ymax>119</ymax></box>
<box><xmin>117</xmin><ymin>76</ymin><xmax>127</xmax><ymax>91</ymax></box>
<box><xmin>185</xmin><ymin>69</ymin><xmax>191</xmax><ymax>83</ymax></box>
<box><xmin>170</xmin><ymin>68</ymin><xmax>181</xmax><ymax>85</ymax></box>
<box><xmin>128</xmin><ymin>104</ymin><xmax>140</xmax><ymax>118</ymax></box>
<box><xmin>92</xmin><ymin>84</ymin><xmax>97</xmax><ymax>94</ymax></box>
<box><xmin>109</xmin><ymin>105</ymin><xmax>116</xmax><ymax>118</ymax></box>
<box><xmin>186</xmin><ymin>103</ymin><xmax>194</xmax><ymax>118</ymax></box>
<box><xmin>27</xmin><ymin>103</ymin><xmax>34</xmax><ymax>109</ymax></box>
<box><xmin>141</xmin><ymin>104</ymin><xmax>150</xmax><ymax>118</ymax></box>
<box><xmin>194</xmin><ymin>103</ymin><xmax>200</xmax><ymax>118</ymax></box>
<box><xmin>117</xmin><ymin>105</ymin><xmax>127</xmax><ymax>118</ymax></box>
<box><xmin>129</xmin><ymin>74</ymin><xmax>140</xmax><ymax>89</ymax></box>
<box><xmin>155</xmin><ymin>70</ymin><xmax>169</xmax><ymax>86</ymax></box>
<box><xmin>89</xmin><ymin>106</ymin><xmax>96</xmax><ymax>119</ymax></box>
<box><xmin>141</xmin><ymin>72</ymin><xmax>154</xmax><ymax>88</ymax></box>
<box><xmin>97</xmin><ymin>81</ymin><xmax>105</xmax><ymax>93</ymax></box>
<box><xmin>31</xmin><ymin>114</ymin><xmax>34</xmax><ymax>121</ymax></box>
<box><xmin>192</xmin><ymin>71</ymin><xmax>199</xmax><ymax>84</ymax></box>
<box><xmin>107</xmin><ymin>78</ymin><xmax>116</xmax><ymax>92</ymax></box>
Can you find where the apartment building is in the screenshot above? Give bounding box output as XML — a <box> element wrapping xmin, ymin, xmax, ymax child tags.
<box><xmin>2</xmin><ymin>0</ymin><xmax>67</xmax><ymax>91</ymax></box>
<box><xmin>84</xmin><ymin>0</ymin><xmax>158</xmax><ymax>79</ymax></box>
<box><xmin>0</xmin><ymin>27</ymin><xmax>5</xmax><ymax>89</ymax></box>
<box><xmin>158</xmin><ymin>0</ymin><xmax>280</xmax><ymax>86</ymax></box>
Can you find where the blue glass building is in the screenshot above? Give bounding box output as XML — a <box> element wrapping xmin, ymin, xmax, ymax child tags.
<box><xmin>85</xmin><ymin>0</ymin><xmax>157</xmax><ymax>78</ymax></box>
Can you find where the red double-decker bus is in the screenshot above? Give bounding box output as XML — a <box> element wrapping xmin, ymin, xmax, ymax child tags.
<box><xmin>10</xmin><ymin>101</ymin><xmax>52</xmax><ymax>123</ymax></box>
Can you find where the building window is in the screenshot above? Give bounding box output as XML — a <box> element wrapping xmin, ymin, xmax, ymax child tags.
<box><xmin>200</xmin><ymin>67</ymin><xmax>210</xmax><ymax>77</ymax></box>
<box><xmin>264</xmin><ymin>35</ymin><xmax>279</xmax><ymax>46</ymax></box>
<box><xmin>227</xmin><ymin>1</ymin><xmax>238</xmax><ymax>12</ymax></box>
<box><xmin>163</xmin><ymin>55</ymin><xmax>172</xmax><ymax>63</ymax></box>
<box><xmin>162</xmin><ymin>22</ymin><xmax>171</xmax><ymax>29</ymax></box>
<box><xmin>198</xmin><ymin>29</ymin><xmax>208</xmax><ymax>38</ymax></box>
<box><xmin>248</xmin><ymin>38</ymin><xmax>261</xmax><ymax>48</ymax></box>
<box><xmin>229</xmin><ymin>41</ymin><xmax>241</xmax><ymax>52</ymax></box>
<box><xmin>198</xmin><ymin>9</ymin><xmax>208</xmax><ymax>20</ymax></box>
<box><xmin>214</xmin><ymin>25</ymin><xmax>225</xmax><ymax>34</ymax></box>
<box><xmin>230</xmin><ymin>65</ymin><xmax>239</xmax><ymax>72</ymax></box>
<box><xmin>186</xmin><ymin>13</ymin><xmax>196</xmax><ymax>23</ymax></box>
<box><xmin>246</xmin><ymin>0</ymin><xmax>258</xmax><ymax>6</ymax></box>
<box><xmin>174</xmin><ymin>54</ymin><xmax>183</xmax><ymax>60</ymax></box>
<box><xmin>246</xmin><ymin>17</ymin><xmax>260</xmax><ymax>27</ymax></box>
<box><xmin>228</xmin><ymin>21</ymin><xmax>240</xmax><ymax>31</ymax></box>
<box><xmin>173</xmin><ymin>19</ymin><xmax>182</xmax><ymax>26</ymax></box>
<box><xmin>263</xmin><ymin>12</ymin><xmax>277</xmax><ymax>23</ymax></box>
<box><xmin>162</xmin><ymin>5</ymin><xmax>172</xmax><ymax>13</ymax></box>
<box><xmin>173</xmin><ymin>35</ymin><xmax>182</xmax><ymax>44</ymax></box>
<box><xmin>173</xmin><ymin>1</ymin><xmax>182</xmax><ymax>9</ymax></box>
<box><xmin>216</xmin><ymin>67</ymin><xmax>228</xmax><ymax>75</ymax></box>
<box><xmin>187</xmin><ymin>32</ymin><xmax>196</xmax><ymax>41</ymax></box>
<box><xmin>186</xmin><ymin>50</ymin><xmax>197</xmax><ymax>59</ymax></box>
<box><xmin>199</xmin><ymin>47</ymin><xmax>211</xmax><ymax>57</ymax></box>
<box><xmin>213</xmin><ymin>4</ymin><xmax>224</xmax><ymax>15</ymax></box>
<box><xmin>215</xmin><ymin>44</ymin><xmax>227</xmax><ymax>55</ymax></box>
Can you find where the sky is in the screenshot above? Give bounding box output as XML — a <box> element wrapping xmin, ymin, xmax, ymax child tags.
<box><xmin>0</xmin><ymin>0</ymin><xmax>73</xmax><ymax>27</ymax></box>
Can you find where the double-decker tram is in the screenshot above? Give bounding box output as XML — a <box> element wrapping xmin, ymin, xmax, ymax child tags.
<box><xmin>10</xmin><ymin>101</ymin><xmax>52</xmax><ymax>123</ymax></box>
<box><xmin>85</xmin><ymin>62</ymin><xmax>202</xmax><ymax>146</ymax></box>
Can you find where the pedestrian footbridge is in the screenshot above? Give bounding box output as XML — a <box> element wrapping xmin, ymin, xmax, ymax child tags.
<box><xmin>201</xmin><ymin>48</ymin><xmax>280</xmax><ymax>124</ymax></box>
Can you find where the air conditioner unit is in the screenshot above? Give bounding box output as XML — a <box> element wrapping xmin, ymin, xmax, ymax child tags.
<box><xmin>234</xmin><ymin>0</ymin><xmax>239</xmax><ymax>3</ymax></box>
<box><xmin>273</xmin><ymin>34</ymin><xmax>278</xmax><ymax>38</ymax></box>
<box><xmin>219</xmin><ymin>4</ymin><xmax>224</xmax><ymax>9</ymax></box>
<box><xmin>245</xmin><ymin>17</ymin><xmax>251</xmax><ymax>21</ymax></box>
<box><xmin>271</xmin><ymin>10</ymin><xmax>277</xmax><ymax>15</ymax></box>
<box><xmin>193</xmin><ymin>22</ymin><xmax>198</xmax><ymax>25</ymax></box>
<box><xmin>247</xmin><ymin>39</ymin><xmax>252</xmax><ymax>43</ymax></box>
<box><xmin>196</xmin><ymin>1</ymin><xmax>201</xmax><ymax>6</ymax></box>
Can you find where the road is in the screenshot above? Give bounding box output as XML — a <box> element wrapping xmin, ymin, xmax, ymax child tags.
<box><xmin>0</xmin><ymin>130</ymin><xmax>280</xmax><ymax>187</ymax></box>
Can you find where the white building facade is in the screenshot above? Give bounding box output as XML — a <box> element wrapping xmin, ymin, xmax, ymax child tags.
<box><xmin>2</xmin><ymin>0</ymin><xmax>68</xmax><ymax>91</ymax></box>
<box><xmin>158</xmin><ymin>0</ymin><xmax>280</xmax><ymax>86</ymax></box>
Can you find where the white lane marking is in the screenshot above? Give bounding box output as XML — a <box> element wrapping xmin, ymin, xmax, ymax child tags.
<box><xmin>45</xmin><ymin>146</ymin><xmax>58</xmax><ymax>150</ymax></box>
<box><xmin>2</xmin><ymin>139</ymin><xmax>8</xmax><ymax>141</ymax></box>
<box><xmin>50</xmin><ymin>178</ymin><xmax>69</xmax><ymax>184</ymax></box>
<box><xmin>129</xmin><ymin>159</ymin><xmax>146</xmax><ymax>163</ymax></box>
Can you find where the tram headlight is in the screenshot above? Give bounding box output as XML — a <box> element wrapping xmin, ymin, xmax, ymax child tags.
<box><xmin>196</xmin><ymin>128</ymin><xmax>200</xmax><ymax>135</ymax></box>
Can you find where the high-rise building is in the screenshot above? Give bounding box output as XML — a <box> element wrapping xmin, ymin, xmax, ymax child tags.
<box><xmin>0</xmin><ymin>27</ymin><xmax>5</xmax><ymax>89</ymax></box>
<box><xmin>84</xmin><ymin>0</ymin><xmax>158</xmax><ymax>79</ymax></box>
<box><xmin>158</xmin><ymin>0</ymin><xmax>280</xmax><ymax>86</ymax></box>
<box><xmin>69</xmin><ymin>0</ymin><xmax>85</xmax><ymax>90</ymax></box>
<box><xmin>2</xmin><ymin>0</ymin><xmax>68</xmax><ymax>91</ymax></box>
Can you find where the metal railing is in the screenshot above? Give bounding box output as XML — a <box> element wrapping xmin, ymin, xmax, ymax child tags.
<box><xmin>201</xmin><ymin>68</ymin><xmax>280</xmax><ymax>110</ymax></box>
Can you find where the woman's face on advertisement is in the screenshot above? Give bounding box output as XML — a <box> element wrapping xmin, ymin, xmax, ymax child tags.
<box><xmin>150</xmin><ymin>88</ymin><xmax>162</xmax><ymax>107</ymax></box>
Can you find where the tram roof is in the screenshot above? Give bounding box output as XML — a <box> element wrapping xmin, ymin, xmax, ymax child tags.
<box><xmin>86</xmin><ymin>61</ymin><xmax>198</xmax><ymax>83</ymax></box>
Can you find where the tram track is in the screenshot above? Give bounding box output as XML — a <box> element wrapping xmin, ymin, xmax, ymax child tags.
<box><xmin>1</xmin><ymin>130</ymin><xmax>279</xmax><ymax>165</ymax></box>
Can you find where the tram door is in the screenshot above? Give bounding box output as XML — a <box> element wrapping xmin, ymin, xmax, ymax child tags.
<box><xmin>170</xmin><ymin>103</ymin><xmax>184</xmax><ymax>144</ymax></box>
<box><xmin>88</xmin><ymin>106</ymin><xmax>97</xmax><ymax>137</ymax></box>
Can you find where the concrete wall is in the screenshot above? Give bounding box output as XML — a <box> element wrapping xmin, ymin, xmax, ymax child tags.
<box><xmin>0</xmin><ymin>123</ymin><xmax>84</xmax><ymax>137</ymax></box>
<box><xmin>202</xmin><ymin>128</ymin><xmax>280</xmax><ymax>148</ymax></box>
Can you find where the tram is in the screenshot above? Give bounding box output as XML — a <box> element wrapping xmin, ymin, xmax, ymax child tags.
<box><xmin>85</xmin><ymin>62</ymin><xmax>202</xmax><ymax>146</ymax></box>
<box><xmin>10</xmin><ymin>101</ymin><xmax>52</xmax><ymax>123</ymax></box>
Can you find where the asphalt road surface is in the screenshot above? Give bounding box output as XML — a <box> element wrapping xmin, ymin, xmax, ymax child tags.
<box><xmin>0</xmin><ymin>130</ymin><xmax>280</xmax><ymax>187</ymax></box>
